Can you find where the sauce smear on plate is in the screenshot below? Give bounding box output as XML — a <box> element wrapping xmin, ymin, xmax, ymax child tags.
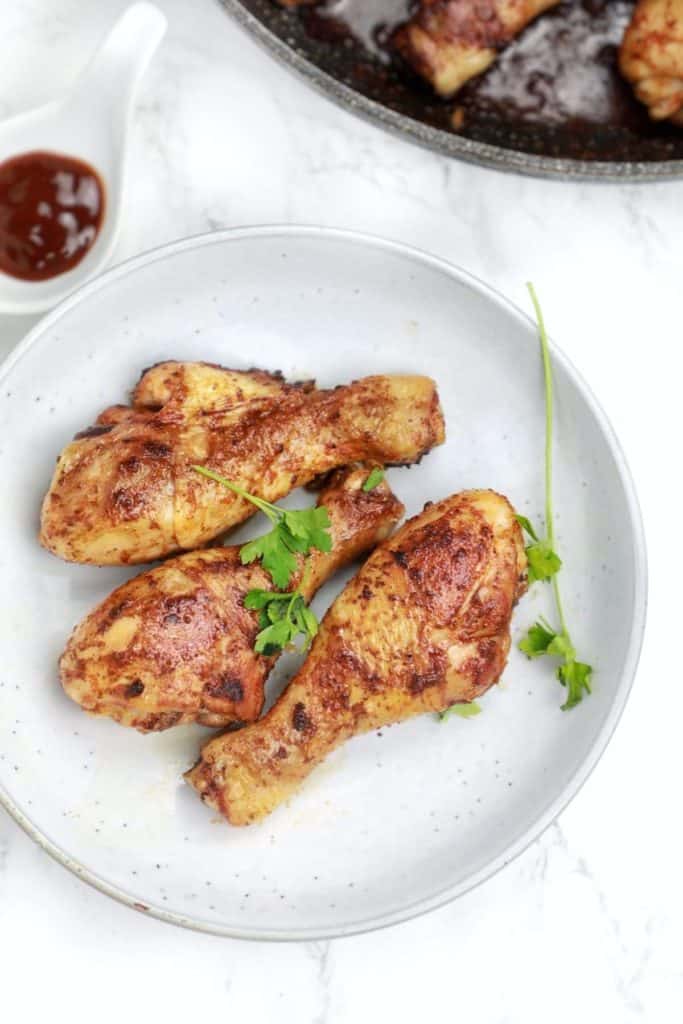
<box><xmin>0</xmin><ymin>151</ymin><xmax>105</xmax><ymax>281</ymax></box>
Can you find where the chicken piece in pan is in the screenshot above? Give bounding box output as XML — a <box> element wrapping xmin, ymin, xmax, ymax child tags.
<box><xmin>619</xmin><ymin>0</ymin><xmax>683</xmax><ymax>124</ymax></box>
<box><xmin>40</xmin><ymin>362</ymin><xmax>444</xmax><ymax>566</ymax></box>
<box><xmin>59</xmin><ymin>466</ymin><xmax>404</xmax><ymax>733</ymax></box>
<box><xmin>392</xmin><ymin>0</ymin><xmax>560</xmax><ymax>97</ymax></box>
<box><xmin>187</xmin><ymin>489</ymin><xmax>527</xmax><ymax>825</ymax></box>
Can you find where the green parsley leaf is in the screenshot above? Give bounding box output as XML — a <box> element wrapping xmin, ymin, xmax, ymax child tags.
<box><xmin>300</xmin><ymin>604</ymin><xmax>319</xmax><ymax>641</ymax></box>
<box><xmin>362</xmin><ymin>467</ymin><xmax>385</xmax><ymax>492</ymax></box>
<box><xmin>557</xmin><ymin>661</ymin><xmax>592</xmax><ymax>711</ymax></box>
<box><xmin>240</xmin><ymin>529</ymin><xmax>299</xmax><ymax>590</ymax></box>
<box><xmin>439</xmin><ymin>701</ymin><xmax>482</xmax><ymax>721</ymax></box>
<box><xmin>547</xmin><ymin>633</ymin><xmax>575</xmax><ymax>661</ymax></box>
<box><xmin>193</xmin><ymin>465</ymin><xmax>332</xmax><ymax>589</ymax></box>
<box><xmin>254</xmin><ymin>617</ymin><xmax>296</xmax><ymax>656</ymax></box>
<box><xmin>515</xmin><ymin>514</ymin><xmax>539</xmax><ymax>542</ymax></box>
<box><xmin>243</xmin><ymin>589</ymin><xmax>289</xmax><ymax>611</ymax></box>
<box><xmin>282</xmin><ymin>506</ymin><xmax>332</xmax><ymax>554</ymax></box>
<box><xmin>516</xmin><ymin>515</ymin><xmax>561</xmax><ymax>583</ymax></box>
<box><xmin>525</xmin><ymin>540</ymin><xmax>562</xmax><ymax>584</ymax></box>
<box><xmin>519</xmin><ymin>620</ymin><xmax>556</xmax><ymax>658</ymax></box>
<box><xmin>520</xmin><ymin>619</ymin><xmax>576</xmax><ymax>660</ymax></box>
<box><xmin>248</xmin><ymin>589</ymin><xmax>320</xmax><ymax>656</ymax></box>
<box><xmin>518</xmin><ymin>285</ymin><xmax>594</xmax><ymax>711</ymax></box>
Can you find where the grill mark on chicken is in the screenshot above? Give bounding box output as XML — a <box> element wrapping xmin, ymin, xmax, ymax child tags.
<box><xmin>409</xmin><ymin>654</ymin><xmax>448</xmax><ymax>694</ymax></box>
<box><xmin>291</xmin><ymin>702</ymin><xmax>314</xmax><ymax>733</ymax></box>
<box><xmin>143</xmin><ymin>441</ymin><xmax>172</xmax><ymax>459</ymax></box>
<box><xmin>206</xmin><ymin>676</ymin><xmax>245</xmax><ymax>702</ymax></box>
<box><xmin>110</xmin><ymin>488</ymin><xmax>148</xmax><ymax>519</ymax></box>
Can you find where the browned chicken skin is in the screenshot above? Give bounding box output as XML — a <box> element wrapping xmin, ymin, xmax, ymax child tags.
<box><xmin>59</xmin><ymin>466</ymin><xmax>404</xmax><ymax>733</ymax></box>
<box><xmin>187</xmin><ymin>489</ymin><xmax>527</xmax><ymax>825</ymax></box>
<box><xmin>393</xmin><ymin>0</ymin><xmax>560</xmax><ymax>97</ymax></box>
<box><xmin>40</xmin><ymin>362</ymin><xmax>444</xmax><ymax>566</ymax></box>
<box><xmin>620</xmin><ymin>0</ymin><xmax>683</xmax><ymax>123</ymax></box>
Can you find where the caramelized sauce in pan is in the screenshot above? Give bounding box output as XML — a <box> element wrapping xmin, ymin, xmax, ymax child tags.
<box><xmin>304</xmin><ymin>0</ymin><xmax>409</xmax><ymax>58</ymax></box>
<box><xmin>245</xmin><ymin>0</ymin><xmax>683</xmax><ymax>162</ymax></box>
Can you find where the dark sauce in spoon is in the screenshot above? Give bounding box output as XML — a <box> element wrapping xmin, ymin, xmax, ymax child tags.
<box><xmin>0</xmin><ymin>151</ymin><xmax>105</xmax><ymax>282</ymax></box>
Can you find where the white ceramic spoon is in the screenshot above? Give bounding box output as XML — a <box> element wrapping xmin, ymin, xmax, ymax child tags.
<box><xmin>0</xmin><ymin>3</ymin><xmax>167</xmax><ymax>315</ymax></box>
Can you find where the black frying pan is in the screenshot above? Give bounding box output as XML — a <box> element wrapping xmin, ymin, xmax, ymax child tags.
<box><xmin>218</xmin><ymin>0</ymin><xmax>683</xmax><ymax>180</ymax></box>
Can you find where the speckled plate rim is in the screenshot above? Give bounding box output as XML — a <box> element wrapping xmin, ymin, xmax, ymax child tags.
<box><xmin>217</xmin><ymin>0</ymin><xmax>683</xmax><ymax>182</ymax></box>
<box><xmin>0</xmin><ymin>225</ymin><xmax>647</xmax><ymax>940</ymax></box>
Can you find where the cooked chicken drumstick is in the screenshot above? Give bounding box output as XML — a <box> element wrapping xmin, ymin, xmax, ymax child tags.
<box><xmin>59</xmin><ymin>466</ymin><xmax>403</xmax><ymax>733</ymax></box>
<box><xmin>392</xmin><ymin>0</ymin><xmax>560</xmax><ymax>98</ymax></box>
<box><xmin>187</xmin><ymin>489</ymin><xmax>527</xmax><ymax>825</ymax></box>
<box><xmin>40</xmin><ymin>363</ymin><xmax>444</xmax><ymax>566</ymax></box>
<box><xmin>619</xmin><ymin>0</ymin><xmax>683</xmax><ymax>124</ymax></box>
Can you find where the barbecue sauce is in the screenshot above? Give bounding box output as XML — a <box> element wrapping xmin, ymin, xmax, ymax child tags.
<box><xmin>0</xmin><ymin>151</ymin><xmax>105</xmax><ymax>281</ymax></box>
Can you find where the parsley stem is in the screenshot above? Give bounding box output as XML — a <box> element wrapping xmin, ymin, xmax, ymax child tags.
<box><xmin>526</xmin><ymin>283</ymin><xmax>569</xmax><ymax>641</ymax></box>
<box><xmin>520</xmin><ymin>286</ymin><xmax>593</xmax><ymax>709</ymax></box>
<box><xmin>192</xmin><ymin>465</ymin><xmax>281</xmax><ymax>523</ymax></box>
<box><xmin>287</xmin><ymin>589</ymin><xmax>299</xmax><ymax>620</ymax></box>
<box><xmin>551</xmin><ymin>562</ymin><xmax>569</xmax><ymax>640</ymax></box>
<box><xmin>527</xmin><ymin>284</ymin><xmax>554</xmax><ymax>551</ymax></box>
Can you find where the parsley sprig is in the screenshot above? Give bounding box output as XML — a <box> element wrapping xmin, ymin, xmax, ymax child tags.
<box><xmin>193</xmin><ymin>465</ymin><xmax>333</xmax><ymax>655</ymax></box>
<box><xmin>439</xmin><ymin>701</ymin><xmax>482</xmax><ymax>722</ymax></box>
<box><xmin>244</xmin><ymin>586</ymin><xmax>319</xmax><ymax>655</ymax></box>
<box><xmin>518</xmin><ymin>285</ymin><xmax>593</xmax><ymax>710</ymax></box>
<box><xmin>362</xmin><ymin>467</ymin><xmax>385</xmax><ymax>492</ymax></box>
<box><xmin>515</xmin><ymin>514</ymin><xmax>562</xmax><ymax>584</ymax></box>
<box><xmin>193</xmin><ymin>465</ymin><xmax>332</xmax><ymax>589</ymax></box>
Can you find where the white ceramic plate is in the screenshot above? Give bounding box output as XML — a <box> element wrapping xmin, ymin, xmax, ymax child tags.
<box><xmin>0</xmin><ymin>227</ymin><xmax>646</xmax><ymax>939</ymax></box>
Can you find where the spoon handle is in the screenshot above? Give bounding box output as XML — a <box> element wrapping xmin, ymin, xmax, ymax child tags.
<box><xmin>68</xmin><ymin>3</ymin><xmax>167</xmax><ymax>138</ymax></box>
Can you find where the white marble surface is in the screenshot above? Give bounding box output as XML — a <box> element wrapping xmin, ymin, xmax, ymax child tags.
<box><xmin>0</xmin><ymin>1</ymin><xmax>680</xmax><ymax>1020</ymax></box>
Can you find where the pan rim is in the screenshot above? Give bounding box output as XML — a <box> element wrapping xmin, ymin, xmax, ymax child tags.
<box><xmin>216</xmin><ymin>0</ymin><xmax>683</xmax><ymax>182</ymax></box>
